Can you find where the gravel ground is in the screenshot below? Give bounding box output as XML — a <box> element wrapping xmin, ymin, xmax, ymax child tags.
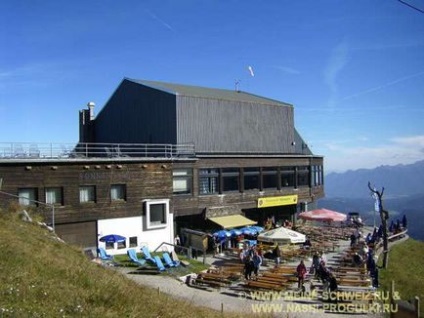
<box><xmin>116</xmin><ymin>228</ymin><xmax>388</xmax><ymax>318</ymax></box>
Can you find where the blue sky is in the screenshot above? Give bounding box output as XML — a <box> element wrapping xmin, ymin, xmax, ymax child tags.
<box><xmin>1</xmin><ymin>0</ymin><xmax>423</xmax><ymax>173</ymax></box>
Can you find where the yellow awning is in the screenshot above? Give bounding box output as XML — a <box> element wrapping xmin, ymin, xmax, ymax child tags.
<box><xmin>208</xmin><ymin>214</ymin><xmax>257</xmax><ymax>229</ymax></box>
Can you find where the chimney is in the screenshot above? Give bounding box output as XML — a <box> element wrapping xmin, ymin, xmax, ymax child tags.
<box><xmin>79</xmin><ymin>102</ymin><xmax>96</xmax><ymax>143</ymax></box>
<box><xmin>87</xmin><ymin>101</ymin><xmax>95</xmax><ymax>120</ymax></box>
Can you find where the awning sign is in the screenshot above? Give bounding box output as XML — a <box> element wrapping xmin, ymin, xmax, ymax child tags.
<box><xmin>257</xmin><ymin>195</ymin><xmax>298</xmax><ymax>208</ymax></box>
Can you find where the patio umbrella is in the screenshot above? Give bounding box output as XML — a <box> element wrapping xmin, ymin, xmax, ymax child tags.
<box><xmin>250</xmin><ymin>225</ymin><xmax>264</xmax><ymax>233</ymax></box>
<box><xmin>99</xmin><ymin>234</ymin><xmax>126</xmax><ymax>243</ymax></box>
<box><xmin>229</xmin><ymin>228</ymin><xmax>242</xmax><ymax>237</ymax></box>
<box><xmin>213</xmin><ymin>230</ymin><xmax>231</xmax><ymax>240</ymax></box>
<box><xmin>258</xmin><ymin>227</ymin><xmax>306</xmax><ymax>244</ymax></box>
<box><xmin>298</xmin><ymin>208</ymin><xmax>347</xmax><ymax>223</ymax></box>
<box><xmin>240</xmin><ymin>226</ymin><xmax>257</xmax><ymax>236</ymax></box>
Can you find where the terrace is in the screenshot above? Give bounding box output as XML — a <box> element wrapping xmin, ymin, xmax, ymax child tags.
<box><xmin>0</xmin><ymin>142</ymin><xmax>195</xmax><ymax>161</ymax></box>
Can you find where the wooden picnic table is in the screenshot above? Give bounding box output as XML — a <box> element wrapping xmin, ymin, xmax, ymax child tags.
<box><xmin>245</xmin><ymin>280</ymin><xmax>286</xmax><ymax>291</ymax></box>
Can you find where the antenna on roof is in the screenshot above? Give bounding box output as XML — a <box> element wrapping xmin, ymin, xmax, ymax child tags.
<box><xmin>234</xmin><ymin>79</ymin><xmax>241</xmax><ymax>92</ymax></box>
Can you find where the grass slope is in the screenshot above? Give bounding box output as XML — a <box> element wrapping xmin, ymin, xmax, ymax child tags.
<box><xmin>379</xmin><ymin>238</ymin><xmax>424</xmax><ymax>317</ymax></box>
<box><xmin>0</xmin><ymin>211</ymin><xmax>251</xmax><ymax>318</ymax></box>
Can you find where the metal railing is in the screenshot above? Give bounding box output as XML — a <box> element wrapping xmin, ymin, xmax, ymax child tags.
<box><xmin>0</xmin><ymin>142</ymin><xmax>195</xmax><ymax>160</ymax></box>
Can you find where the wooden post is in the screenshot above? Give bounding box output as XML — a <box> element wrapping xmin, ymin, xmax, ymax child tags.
<box><xmin>368</xmin><ymin>182</ymin><xmax>389</xmax><ymax>269</ymax></box>
<box><xmin>414</xmin><ymin>296</ymin><xmax>420</xmax><ymax>318</ymax></box>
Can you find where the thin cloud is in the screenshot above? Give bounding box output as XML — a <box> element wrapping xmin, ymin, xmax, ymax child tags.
<box><xmin>145</xmin><ymin>9</ymin><xmax>175</xmax><ymax>33</ymax></box>
<box><xmin>0</xmin><ymin>63</ymin><xmax>69</xmax><ymax>90</ymax></box>
<box><xmin>273</xmin><ymin>65</ymin><xmax>301</xmax><ymax>75</ymax></box>
<box><xmin>342</xmin><ymin>70</ymin><xmax>424</xmax><ymax>101</ymax></box>
<box><xmin>323</xmin><ymin>39</ymin><xmax>350</xmax><ymax>108</ymax></box>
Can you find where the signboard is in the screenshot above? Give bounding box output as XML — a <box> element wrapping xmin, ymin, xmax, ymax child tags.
<box><xmin>182</xmin><ymin>228</ymin><xmax>208</xmax><ymax>251</ymax></box>
<box><xmin>257</xmin><ymin>195</ymin><xmax>298</xmax><ymax>208</ymax></box>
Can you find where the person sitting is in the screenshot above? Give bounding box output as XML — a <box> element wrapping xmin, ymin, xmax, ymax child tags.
<box><xmin>350</xmin><ymin>233</ymin><xmax>357</xmax><ymax>247</ymax></box>
<box><xmin>352</xmin><ymin>252</ymin><xmax>363</xmax><ymax>267</ymax></box>
<box><xmin>328</xmin><ymin>272</ymin><xmax>338</xmax><ymax>292</ymax></box>
<box><xmin>316</xmin><ymin>260</ymin><xmax>330</xmax><ymax>283</ymax></box>
<box><xmin>303</xmin><ymin>238</ymin><xmax>312</xmax><ymax>249</ymax></box>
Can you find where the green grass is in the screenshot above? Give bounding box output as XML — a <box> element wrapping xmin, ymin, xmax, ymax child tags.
<box><xmin>0</xmin><ymin>209</ymin><xmax>258</xmax><ymax>318</ymax></box>
<box><xmin>378</xmin><ymin>238</ymin><xmax>424</xmax><ymax>317</ymax></box>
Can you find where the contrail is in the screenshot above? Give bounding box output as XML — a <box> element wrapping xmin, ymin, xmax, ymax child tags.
<box><xmin>342</xmin><ymin>70</ymin><xmax>424</xmax><ymax>101</ymax></box>
<box><xmin>145</xmin><ymin>9</ymin><xmax>175</xmax><ymax>32</ymax></box>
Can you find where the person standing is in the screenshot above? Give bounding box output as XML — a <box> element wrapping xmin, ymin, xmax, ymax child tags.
<box><xmin>273</xmin><ymin>244</ymin><xmax>281</xmax><ymax>266</ymax></box>
<box><xmin>252</xmin><ymin>251</ymin><xmax>262</xmax><ymax>277</ymax></box>
<box><xmin>296</xmin><ymin>260</ymin><xmax>307</xmax><ymax>289</ymax></box>
<box><xmin>244</xmin><ymin>255</ymin><xmax>255</xmax><ymax>280</ymax></box>
<box><xmin>174</xmin><ymin>235</ymin><xmax>181</xmax><ymax>253</ymax></box>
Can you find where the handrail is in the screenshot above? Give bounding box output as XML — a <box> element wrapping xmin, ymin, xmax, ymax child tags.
<box><xmin>373</xmin><ymin>228</ymin><xmax>408</xmax><ymax>255</ymax></box>
<box><xmin>0</xmin><ymin>142</ymin><xmax>195</xmax><ymax>160</ymax></box>
<box><xmin>153</xmin><ymin>241</ymin><xmax>207</xmax><ymax>264</ymax></box>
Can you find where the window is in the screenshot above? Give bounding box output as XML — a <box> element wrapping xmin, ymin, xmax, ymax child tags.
<box><xmin>281</xmin><ymin>167</ymin><xmax>295</xmax><ymax>188</ymax></box>
<box><xmin>312</xmin><ymin>165</ymin><xmax>323</xmax><ymax>186</ymax></box>
<box><xmin>111</xmin><ymin>184</ymin><xmax>126</xmax><ymax>201</ymax></box>
<box><xmin>199</xmin><ymin>169</ymin><xmax>219</xmax><ymax>195</ymax></box>
<box><xmin>79</xmin><ymin>185</ymin><xmax>96</xmax><ymax>203</ymax></box>
<box><xmin>18</xmin><ymin>188</ymin><xmax>38</xmax><ymax>206</ymax></box>
<box><xmin>222</xmin><ymin>168</ymin><xmax>239</xmax><ymax>192</ymax></box>
<box><xmin>243</xmin><ymin>167</ymin><xmax>260</xmax><ymax>191</ymax></box>
<box><xmin>297</xmin><ymin>166</ymin><xmax>310</xmax><ymax>187</ymax></box>
<box><xmin>45</xmin><ymin>187</ymin><xmax>63</xmax><ymax>205</ymax></box>
<box><xmin>262</xmin><ymin>167</ymin><xmax>278</xmax><ymax>189</ymax></box>
<box><xmin>144</xmin><ymin>199</ymin><xmax>169</xmax><ymax>230</ymax></box>
<box><xmin>105</xmin><ymin>242</ymin><xmax>114</xmax><ymax>250</ymax></box>
<box><xmin>173</xmin><ymin>168</ymin><xmax>193</xmax><ymax>195</ymax></box>
<box><xmin>129</xmin><ymin>236</ymin><xmax>138</xmax><ymax>247</ymax></box>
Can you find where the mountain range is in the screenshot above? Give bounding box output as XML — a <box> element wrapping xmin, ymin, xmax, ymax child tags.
<box><xmin>324</xmin><ymin>160</ymin><xmax>424</xmax><ymax>198</ymax></box>
<box><xmin>317</xmin><ymin>160</ymin><xmax>424</xmax><ymax>241</ymax></box>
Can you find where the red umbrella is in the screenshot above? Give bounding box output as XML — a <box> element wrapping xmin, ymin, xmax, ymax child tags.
<box><xmin>299</xmin><ymin>208</ymin><xmax>347</xmax><ymax>223</ymax></box>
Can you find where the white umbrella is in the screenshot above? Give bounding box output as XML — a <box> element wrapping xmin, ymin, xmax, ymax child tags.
<box><xmin>257</xmin><ymin>227</ymin><xmax>306</xmax><ymax>244</ymax></box>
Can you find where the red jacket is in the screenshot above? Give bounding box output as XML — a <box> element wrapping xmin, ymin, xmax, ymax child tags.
<box><xmin>297</xmin><ymin>263</ymin><xmax>307</xmax><ymax>278</ymax></box>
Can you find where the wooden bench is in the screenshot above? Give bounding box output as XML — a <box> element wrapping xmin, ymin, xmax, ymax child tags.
<box><xmin>246</xmin><ymin>280</ymin><xmax>286</xmax><ymax>291</ymax></box>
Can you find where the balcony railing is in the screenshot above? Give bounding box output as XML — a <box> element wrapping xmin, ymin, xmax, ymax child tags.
<box><xmin>0</xmin><ymin>142</ymin><xmax>195</xmax><ymax>160</ymax></box>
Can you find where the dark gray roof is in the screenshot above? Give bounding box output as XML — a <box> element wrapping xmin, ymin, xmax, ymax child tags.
<box><xmin>126</xmin><ymin>78</ymin><xmax>293</xmax><ymax>107</ymax></box>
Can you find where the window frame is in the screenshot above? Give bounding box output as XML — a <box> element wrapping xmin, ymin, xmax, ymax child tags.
<box><xmin>144</xmin><ymin>199</ymin><xmax>169</xmax><ymax>230</ymax></box>
<box><xmin>45</xmin><ymin>187</ymin><xmax>63</xmax><ymax>206</ymax></box>
<box><xmin>79</xmin><ymin>185</ymin><xmax>96</xmax><ymax>203</ymax></box>
<box><xmin>172</xmin><ymin>168</ymin><xmax>193</xmax><ymax>195</ymax></box>
<box><xmin>222</xmin><ymin>168</ymin><xmax>240</xmax><ymax>193</ymax></box>
<box><xmin>18</xmin><ymin>187</ymin><xmax>38</xmax><ymax>206</ymax></box>
<box><xmin>262</xmin><ymin>167</ymin><xmax>278</xmax><ymax>190</ymax></box>
<box><xmin>110</xmin><ymin>184</ymin><xmax>126</xmax><ymax>202</ymax></box>
<box><xmin>297</xmin><ymin>166</ymin><xmax>310</xmax><ymax>187</ymax></box>
<box><xmin>243</xmin><ymin>167</ymin><xmax>260</xmax><ymax>191</ymax></box>
<box><xmin>199</xmin><ymin>168</ymin><xmax>219</xmax><ymax>195</ymax></box>
<box><xmin>281</xmin><ymin>167</ymin><xmax>295</xmax><ymax>188</ymax></box>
